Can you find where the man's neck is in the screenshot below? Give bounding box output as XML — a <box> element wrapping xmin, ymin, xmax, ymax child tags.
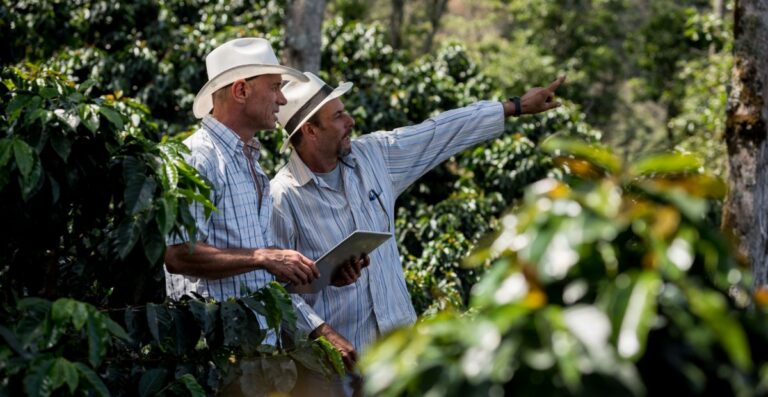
<box><xmin>297</xmin><ymin>147</ymin><xmax>338</xmax><ymax>173</ymax></box>
<box><xmin>211</xmin><ymin>111</ymin><xmax>256</xmax><ymax>143</ymax></box>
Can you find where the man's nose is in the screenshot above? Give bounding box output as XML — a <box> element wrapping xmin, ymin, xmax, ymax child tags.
<box><xmin>277</xmin><ymin>90</ymin><xmax>288</xmax><ymax>105</ymax></box>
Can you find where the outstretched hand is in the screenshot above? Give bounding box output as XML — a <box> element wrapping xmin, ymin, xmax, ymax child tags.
<box><xmin>507</xmin><ymin>75</ymin><xmax>566</xmax><ymax>116</ymax></box>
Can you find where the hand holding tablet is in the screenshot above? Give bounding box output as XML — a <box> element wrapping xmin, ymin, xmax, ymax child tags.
<box><xmin>288</xmin><ymin>230</ymin><xmax>391</xmax><ymax>294</ymax></box>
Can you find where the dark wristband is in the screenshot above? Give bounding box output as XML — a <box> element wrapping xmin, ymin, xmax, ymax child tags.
<box><xmin>509</xmin><ymin>96</ymin><xmax>522</xmax><ymax>117</ymax></box>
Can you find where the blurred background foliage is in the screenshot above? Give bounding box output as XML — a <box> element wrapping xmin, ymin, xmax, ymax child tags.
<box><xmin>362</xmin><ymin>139</ymin><xmax>768</xmax><ymax>396</ymax></box>
<box><xmin>0</xmin><ymin>0</ymin><xmax>744</xmax><ymax>395</ymax></box>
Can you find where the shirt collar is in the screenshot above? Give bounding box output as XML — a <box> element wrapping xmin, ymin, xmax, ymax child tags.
<box><xmin>202</xmin><ymin>115</ymin><xmax>262</xmax><ymax>159</ymax></box>
<box><xmin>286</xmin><ymin>149</ymin><xmax>358</xmax><ymax>187</ymax></box>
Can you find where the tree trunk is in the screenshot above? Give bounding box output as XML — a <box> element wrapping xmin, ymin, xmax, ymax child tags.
<box><xmin>390</xmin><ymin>0</ymin><xmax>405</xmax><ymax>49</ymax></box>
<box><xmin>722</xmin><ymin>0</ymin><xmax>768</xmax><ymax>287</ymax></box>
<box><xmin>283</xmin><ymin>0</ymin><xmax>327</xmax><ymax>74</ymax></box>
<box><xmin>421</xmin><ymin>0</ymin><xmax>449</xmax><ymax>54</ymax></box>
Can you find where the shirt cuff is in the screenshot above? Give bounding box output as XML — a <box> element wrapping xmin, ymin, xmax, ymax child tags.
<box><xmin>290</xmin><ymin>294</ymin><xmax>325</xmax><ymax>335</ymax></box>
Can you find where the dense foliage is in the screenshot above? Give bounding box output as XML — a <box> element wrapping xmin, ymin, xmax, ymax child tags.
<box><xmin>362</xmin><ymin>139</ymin><xmax>768</xmax><ymax>396</ymax></box>
<box><xmin>0</xmin><ymin>0</ymin><xmax>743</xmax><ymax>395</ymax></box>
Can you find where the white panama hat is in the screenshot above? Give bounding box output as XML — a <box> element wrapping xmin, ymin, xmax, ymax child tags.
<box><xmin>276</xmin><ymin>72</ymin><xmax>353</xmax><ymax>153</ymax></box>
<box><xmin>192</xmin><ymin>37</ymin><xmax>309</xmax><ymax>119</ymax></box>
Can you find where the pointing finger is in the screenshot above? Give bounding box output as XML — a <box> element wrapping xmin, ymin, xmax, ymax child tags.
<box><xmin>547</xmin><ymin>75</ymin><xmax>566</xmax><ymax>92</ymax></box>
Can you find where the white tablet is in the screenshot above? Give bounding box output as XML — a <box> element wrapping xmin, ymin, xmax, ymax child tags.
<box><xmin>289</xmin><ymin>230</ymin><xmax>392</xmax><ymax>294</ymax></box>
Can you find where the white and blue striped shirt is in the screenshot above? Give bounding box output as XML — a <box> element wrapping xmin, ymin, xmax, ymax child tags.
<box><xmin>270</xmin><ymin>101</ymin><xmax>505</xmax><ymax>352</ymax></box>
<box><xmin>164</xmin><ymin>116</ymin><xmax>321</xmax><ymax>344</ymax></box>
<box><xmin>164</xmin><ymin>115</ymin><xmax>277</xmax><ymax>300</ymax></box>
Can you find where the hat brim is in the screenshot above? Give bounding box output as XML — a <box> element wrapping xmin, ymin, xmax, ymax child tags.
<box><xmin>279</xmin><ymin>82</ymin><xmax>353</xmax><ymax>153</ymax></box>
<box><xmin>192</xmin><ymin>64</ymin><xmax>309</xmax><ymax>119</ymax></box>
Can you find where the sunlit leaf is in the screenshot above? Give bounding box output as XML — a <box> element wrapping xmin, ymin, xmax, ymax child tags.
<box><xmin>629</xmin><ymin>152</ymin><xmax>702</xmax><ymax>176</ymax></box>
<box><xmin>314</xmin><ymin>336</ymin><xmax>345</xmax><ymax>375</ymax></box>
<box><xmin>616</xmin><ymin>272</ymin><xmax>659</xmax><ymax>361</ymax></box>
<box><xmin>541</xmin><ymin>137</ymin><xmax>621</xmax><ymax>174</ymax></box>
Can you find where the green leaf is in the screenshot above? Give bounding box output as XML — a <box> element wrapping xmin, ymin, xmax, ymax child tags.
<box><xmin>0</xmin><ymin>138</ymin><xmax>14</xmax><ymax>167</ymax></box>
<box><xmin>49</xmin><ymin>358</ymin><xmax>79</xmax><ymax>394</ymax></box>
<box><xmin>177</xmin><ymin>374</ymin><xmax>205</xmax><ymax>397</ymax></box>
<box><xmin>79</xmin><ymin>105</ymin><xmax>100</xmax><ymax>133</ymax></box>
<box><xmin>687</xmin><ymin>286</ymin><xmax>752</xmax><ymax>370</ymax></box>
<box><xmin>114</xmin><ymin>217</ymin><xmax>141</xmax><ymax>259</ymax></box>
<box><xmin>123</xmin><ymin>157</ymin><xmax>156</xmax><ymax>215</ymax></box>
<box><xmin>237</xmin><ymin>302</ymin><xmax>265</xmax><ymax>354</ymax></box>
<box><xmin>86</xmin><ymin>311</ymin><xmax>108</xmax><ymax>367</ymax></box>
<box><xmin>39</xmin><ymin>86</ymin><xmax>58</xmax><ymax>99</ymax></box>
<box><xmin>51</xmin><ymin>298</ymin><xmax>76</xmax><ymax>327</ymax></box>
<box><xmin>221</xmin><ymin>301</ymin><xmax>248</xmax><ymax>347</ymax></box>
<box><xmin>170</xmin><ymin>306</ymin><xmax>198</xmax><ymax>355</ymax></box>
<box><xmin>165</xmin><ymin>161</ymin><xmax>179</xmax><ymax>190</ymax></box>
<box><xmin>19</xmin><ymin>156</ymin><xmax>43</xmax><ymax>201</ymax></box>
<box><xmin>78</xmin><ymin>79</ymin><xmax>97</xmax><ymax>93</ymax></box>
<box><xmin>187</xmin><ymin>300</ymin><xmax>219</xmax><ymax>340</ymax></box>
<box><xmin>629</xmin><ymin>152</ymin><xmax>702</xmax><ymax>176</ymax></box>
<box><xmin>98</xmin><ymin>106</ymin><xmax>124</xmax><ymax>130</ymax></box>
<box><xmin>541</xmin><ymin>137</ymin><xmax>621</xmax><ymax>174</ymax></box>
<box><xmin>0</xmin><ymin>325</ymin><xmax>30</xmax><ymax>359</ymax></box>
<box><xmin>141</xmin><ymin>223</ymin><xmax>165</xmax><ymax>264</ymax></box>
<box><xmin>256</xmin><ymin>282</ymin><xmax>298</xmax><ymax>332</ymax></box>
<box><xmin>23</xmin><ymin>358</ymin><xmax>54</xmax><ymax>397</ymax></box>
<box><xmin>616</xmin><ymin>272</ymin><xmax>660</xmax><ymax>361</ymax></box>
<box><xmin>13</xmin><ymin>138</ymin><xmax>35</xmax><ymax>177</ymax></box>
<box><xmin>6</xmin><ymin>94</ymin><xmax>32</xmax><ymax>123</ymax></box>
<box><xmin>313</xmin><ymin>336</ymin><xmax>345</xmax><ymax>375</ymax></box>
<box><xmin>74</xmin><ymin>362</ymin><xmax>109</xmax><ymax>397</ymax></box>
<box><xmin>156</xmin><ymin>197</ymin><xmax>177</xmax><ymax>236</ymax></box>
<box><xmin>104</xmin><ymin>317</ymin><xmax>131</xmax><ymax>343</ymax></box>
<box><xmin>146</xmin><ymin>303</ymin><xmax>173</xmax><ymax>349</ymax></box>
<box><xmin>139</xmin><ymin>368</ymin><xmax>168</xmax><ymax>397</ymax></box>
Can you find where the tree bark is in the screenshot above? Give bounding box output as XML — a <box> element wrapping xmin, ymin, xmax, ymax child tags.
<box><xmin>421</xmin><ymin>0</ymin><xmax>449</xmax><ymax>54</ymax></box>
<box><xmin>390</xmin><ymin>0</ymin><xmax>405</xmax><ymax>49</ymax></box>
<box><xmin>283</xmin><ymin>0</ymin><xmax>327</xmax><ymax>74</ymax></box>
<box><xmin>722</xmin><ymin>0</ymin><xmax>768</xmax><ymax>287</ymax></box>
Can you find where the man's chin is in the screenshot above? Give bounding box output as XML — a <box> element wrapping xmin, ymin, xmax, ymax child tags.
<box><xmin>338</xmin><ymin>146</ymin><xmax>352</xmax><ymax>158</ymax></box>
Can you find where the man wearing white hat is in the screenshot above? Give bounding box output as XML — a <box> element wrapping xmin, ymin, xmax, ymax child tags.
<box><xmin>163</xmin><ymin>38</ymin><xmax>324</xmax><ymax>327</ymax></box>
<box><xmin>270</xmin><ymin>71</ymin><xmax>565</xmax><ymax>394</ymax></box>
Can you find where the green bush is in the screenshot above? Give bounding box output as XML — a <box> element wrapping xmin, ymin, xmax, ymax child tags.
<box><xmin>361</xmin><ymin>138</ymin><xmax>768</xmax><ymax>396</ymax></box>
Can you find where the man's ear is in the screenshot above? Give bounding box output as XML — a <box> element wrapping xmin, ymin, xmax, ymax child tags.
<box><xmin>230</xmin><ymin>80</ymin><xmax>248</xmax><ymax>104</ymax></box>
<box><xmin>300</xmin><ymin>122</ymin><xmax>317</xmax><ymax>139</ymax></box>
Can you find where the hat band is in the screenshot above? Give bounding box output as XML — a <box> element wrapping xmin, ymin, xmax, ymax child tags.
<box><xmin>285</xmin><ymin>84</ymin><xmax>334</xmax><ymax>133</ymax></box>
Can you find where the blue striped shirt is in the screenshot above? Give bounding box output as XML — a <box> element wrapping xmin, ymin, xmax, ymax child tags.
<box><xmin>270</xmin><ymin>101</ymin><xmax>505</xmax><ymax>352</ymax></box>
<box><xmin>165</xmin><ymin>115</ymin><xmax>278</xmax><ymax>300</ymax></box>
